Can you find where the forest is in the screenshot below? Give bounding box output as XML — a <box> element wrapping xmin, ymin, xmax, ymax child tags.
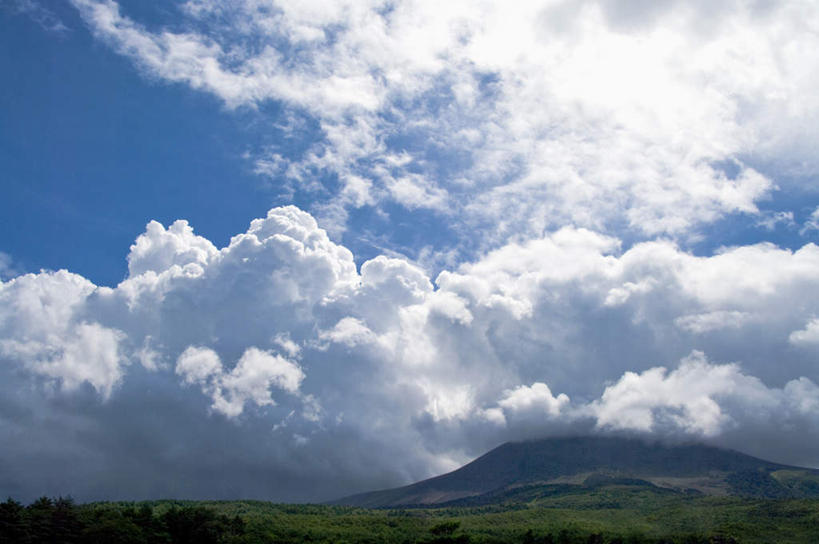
<box><xmin>2</xmin><ymin>490</ymin><xmax>818</xmax><ymax>544</ymax></box>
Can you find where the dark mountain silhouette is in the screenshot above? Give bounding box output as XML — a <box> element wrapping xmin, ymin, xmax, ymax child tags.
<box><xmin>333</xmin><ymin>436</ymin><xmax>819</xmax><ymax>507</ymax></box>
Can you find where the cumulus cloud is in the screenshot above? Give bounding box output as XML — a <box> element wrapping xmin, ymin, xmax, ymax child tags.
<box><xmin>498</xmin><ymin>383</ymin><xmax>569</xmax><ymax>416</ymax></box>
<box><xmin>3</xmin><ymin>205</ymin><xmax>819</xmax><ymax>502</ymax></box>
<box><xmin>789</xmin><ymin>318</ymin><xmax>819</xmax><ymax>346</ymax></box>
<box><xmin>593</xmin><ymin>351</ymin><xmax>751</xmax><ymax>436</ymax></box>
<box><xmin>318</xmin><ymin>317</ymin><xmax>379</xmax><ymax>349</ymax></box>
<box><xmin>176</xmin><ymin>346</ymin><xmax>222</xmax><ymax>385</ymax></box>
<box><xmin>784</xmin><ymin>377</ymin><xmax>819</xmax><ymax>414</ymax></box>
<box><xmin>127</xmin><ymin>219</ymin><xmax>218</xmax><ymax>277</ymax></box>
<box><xmin>482</xmin><ymin>382</ymin><xmax>570</xmax><ymax>426</ymax></box>
<box><xmin>587</xmin><ymin>351</ymin><xmax>819</xmax><ymax>460</ymax></box>
<box><xmin>177</xmin><ymin>346</ymin><xmax>304</xmax><ymax>418</ymax></box>
<box><xmin>0</xmin><ymin>270</ymin><xmax>128</xmax><ymax>398</ymax></box>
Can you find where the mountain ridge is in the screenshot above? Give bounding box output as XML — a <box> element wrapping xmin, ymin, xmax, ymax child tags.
<box><xmin>332</xmin><ymin>436</ymin><xmax>819</xmax><ymax>507</ymax></box>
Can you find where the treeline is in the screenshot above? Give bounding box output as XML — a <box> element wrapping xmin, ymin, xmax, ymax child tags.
<box><xmin>518</xmin><ymin>530</ymin><xmax>738</xmax><ymax>544</ymax></box>
<box><xmin>417</xmin><ymin>522</ymin><xmax>738</xmax><ymax>544</ymax></box>
<box><xmin>0</xmin><ymin>497</ymin><xmax>747</xmax><ymax>544</ymax></box>
<box><xmin>0</xmin><ymin>497</ymin><xmax>245</xmax><ymax>543</ymax></box>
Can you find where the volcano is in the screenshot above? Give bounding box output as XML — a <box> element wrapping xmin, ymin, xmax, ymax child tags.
<box><xmin>333</xmin><ymin>436</ymin><xmax>819</xmax><ymax>507</ymax></box>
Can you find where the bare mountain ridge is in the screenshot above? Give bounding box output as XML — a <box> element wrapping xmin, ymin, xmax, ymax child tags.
<box><xmin>333</xmin><ymin>436</ymin><xmax>819</xmax><ymax>507</ymax></box>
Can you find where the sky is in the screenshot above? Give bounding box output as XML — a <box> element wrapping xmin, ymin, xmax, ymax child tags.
<box><xmin>2</xmin><ymin>0</ymin><xmax>819</xmax><ymax>503</ymax></box>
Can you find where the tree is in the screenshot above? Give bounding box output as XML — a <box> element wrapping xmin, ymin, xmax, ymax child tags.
<box><xmin>161</xmin><ymin>505</ymin><xmax>243</xmax><ymax>544</ymax></box>
<box><xmin>27</xmin><ymin>496</ymin><xmax>55</xmax><ymax>543</ymax></box>
<box><xmin>80</xmin><ymin>511</ymin><xmax>146</xmax><ymax>544</ymax></box>
<box><xmin>52</xmin><ymin>496</ymin><xmax>82</xmax><ymax>543</ymax></box>
<box><xmin>0</xmin><ymin>498</ymin><xmax>28</xmax><ymax>543</ymax></box>
<box><xmin>423</xmin><ymin>520</ymin><xmax>470</xmax><ymax>544</ymax></box>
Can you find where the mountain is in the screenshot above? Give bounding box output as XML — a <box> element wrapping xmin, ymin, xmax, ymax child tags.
<box><xmin>333</xmin><ymin>436</ymin><xmax>819</xmax><ymax>507</ymax></box>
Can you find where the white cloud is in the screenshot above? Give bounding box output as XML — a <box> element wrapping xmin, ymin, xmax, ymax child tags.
<box><xmin>789</xmin><ymin>318</ymin><xmax>819</xmax><ymax>346</ymax></box>
<box><xmin>340</xmin><ymin>174</ymin><xmax>375</xmax><ymax>208</ymax></box>
<box><xmin>3</xmin><ymin>205</ymin><xmax>819</xmax><ymax>499</ymax></box>
<box><xmin>5</xmin><ymin>322</ymin><xmax>125</xmax><ymax>398</ymax></box>
<box><xmin>757</xmin><ymin>210</ymin><xmax>795</xmax><ymax>231</ymax></box>
<box><xmin>591</xmin><ymin>350</ymin><xmax>819</xmax><ymax>439</ymax></box>
<box><xmin>784</xmin><ymin>377</ymin><xmax>819</xmax><ymax>414</ymax></box>
<box><xmin>385</xmin><ymin>174</ymin><xmax>449</xmax><ymax>211</ymax></box>
<box><xmin>593</xmin><ymin>351</ymin><xmax>747</xmax><ymax>436</ymax></box>
<box><xmin>215</xmin><ymin>347</ymin><xmax>304</xmax><ymax>417</ymax></box>
<box><xmin>800</xmin><ymin>206</ymin><xmax>819</xmax><ymax>236</ymax></box>
<box><xmin>128</xmin><ymin>219</ymin><xmax>217</xmax><ymax>277</ymax></box>
<box><xmin>6</xmin><ymin>207</ymin><xmax>819</xmax><ymax>420</ymax></box>
<box><xmin>674</xmin><ymin>310</ymin><xmax>751</xmax><ymax>334</ymax></box>
<box><xmin>318</xmin><ymin>317</ymin><xmax>378</xmax><ymax>349</ymax></box>
<box><xmin>425</xmin><ymin>291</ymin><xmax>473</xmax><ymax>325</ymax></box>
<box><xmin>0</xmin><ymin>270</ymin><xmax>128</xmax><ymax>398</ymax></box>
<box><xmin>360</xmin><ymin>255</ymin><xmax>433</xmax><ymax>305</ymax></box>
<box><xmin>497</xmin><ymin>382</ymin><xmax>570</xmax><ymax>418</ymax></box>
<box><xmin>177</xmin><ymin>346</ymin><xmax>304</xmax><ymax>418</ymax></box>
<box><xmin>69</xmin><ymin>0</ymin><xmax>819</xmax><ymax>247</ymax></box>
<box><xmin>273</xmin><ymin>333</ymin><xmax>301</xmax><ymax>358</ymax></box>
<box><xmin>133</xmin><ymin>335</ymin><xmax>162</xmax><ymax>371</ymax></box>
<box><xmin>176</xmin><ymin>346</ymin><xmax>222</xmax><ymax>385</ymax></box>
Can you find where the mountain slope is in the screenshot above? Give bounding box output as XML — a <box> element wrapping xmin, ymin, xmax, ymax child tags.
<box><xmin>333</xmin><ymin>436</ymin><xmax>819</xmax><ymax>507</ymax></box>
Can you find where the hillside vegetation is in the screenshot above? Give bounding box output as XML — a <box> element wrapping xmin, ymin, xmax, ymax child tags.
<box><xmin>2</xmin><ymin>492</ymin><xmax>819</xmax><ymax>543</ymax></box>
<box><xmin>4</xmin><ymin>437</ymin><xmax>819</xmax><ymax>543</ymax></box>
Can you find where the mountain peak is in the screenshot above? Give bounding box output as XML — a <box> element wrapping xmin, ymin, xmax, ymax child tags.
<box><xmin>333</xmin><ymin>436</ymin><xmax>819</xmax><ymax>507</ymax></box>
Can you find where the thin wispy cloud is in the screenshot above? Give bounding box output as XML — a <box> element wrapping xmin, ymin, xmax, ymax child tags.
<box><xmin>5</xmin><ymin>0</ymin><xmax>70</xmax><ymax>33</ymax></box>
<box><xmin>70</xmin><ymin>0</ymin><xmax>819</xmax><ymax>246</ymax></box>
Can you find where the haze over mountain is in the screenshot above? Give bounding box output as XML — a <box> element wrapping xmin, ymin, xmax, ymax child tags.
<box><xmin>335</xmin><ymin>437</ymin><xmax>819</xmax><ymax>507</ymax></box>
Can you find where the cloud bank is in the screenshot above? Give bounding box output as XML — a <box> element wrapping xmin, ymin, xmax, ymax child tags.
<box><xmin>2</xmin><ymin>206</ymin><xmax>819</xmax><ymax>501</ymax></box>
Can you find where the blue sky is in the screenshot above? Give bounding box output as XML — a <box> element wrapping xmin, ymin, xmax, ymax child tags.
<box><xmin>4</xmin><ymin>0</ymin><xmax>819</xmax><ymax>285</ymax></box>
<box><xmin>2</xmin><ymin>3</ymin><xmax>282</xmax><ymax>284</ymax></box>
<box><xmin>1</xmin><ymin>0</ymin><xmax>476</xmax><ymax>286</ymax></box>
<box><xmin>2</xmin><ymin>0</ymin><xmax>819</xmax><ymax>502</ymax></box>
